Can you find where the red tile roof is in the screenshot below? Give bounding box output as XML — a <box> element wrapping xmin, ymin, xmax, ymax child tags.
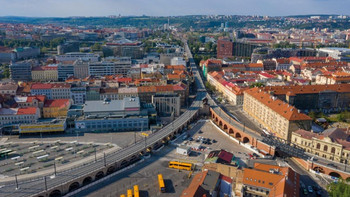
<box><xmin>17</xmin><ymin>107</ymin><xmax>37</xmax><ymax>115</ymax></box>
<box><xmin>245</xmin><ymin>87</ymin><xmax>312</xmax><ymax>121</ymax></box>
<box><xmin>44</xmin><ymin>99</ymin><xmax>70</xmax><ymax>108</ymax></box>
<box><xmin>31</xmin><ymin>83</ymin><xmax>52</xmax><ymax>90</ymax></box>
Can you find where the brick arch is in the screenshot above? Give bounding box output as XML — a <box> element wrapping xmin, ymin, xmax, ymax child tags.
<box><xmin>329</xmin><ymin>172</ymin><xmax>341</xmax><ymax>178</ymax></box>
<box><xmin>219</xmin><ymin>121</ymin><xmax>223</xmax><ymax>127</ymax></box>
<box><xmin>313</xmin><ymin>166</ymin><xmax>324</xmax><ymax>173</ymax></box>
<box><xmin>243</xmin><ymin>137</ymin><xmax>250</xmax><ymax>143</ymax></box>
<box><xmin>215</xmin><ymin>117</ymin><xmax>218</xmax><ymax>123</ymax></box>
<box><xmin>223</xmin><ymin>124</ymin><xmax>228</xmax><ymax>130</ymax></box>
<box><xmin>235</xmin><ymin>132</ymin><xmax>242</xmax><ymax>139</ymax></box>
<box><xmin>229</xmin><ymin>128</ymin><xmax>234</xmax><ymax>134</ymax></box>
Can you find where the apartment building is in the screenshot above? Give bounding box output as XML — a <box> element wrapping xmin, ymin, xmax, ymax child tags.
<box><xmin>261</xmin><ymin>84</ymin><xmax>350</xmax><ymax>112</ymax></box>
<box><xmin>243</xmin><ymin>87</ymin><xmax>312</xmax><ymax>141</ymax></box>
<box><xmin>31</xmin><ymin>65</ymin><xmax>58</xmax><ymax>82</ymax></box>
<box><xmin>0</xmin><ymin>107</ymin><xmax>41</xmax><ymax>126</ymax></box>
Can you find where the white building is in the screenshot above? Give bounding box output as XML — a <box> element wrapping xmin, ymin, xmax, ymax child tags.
<box><xmin>319</xmin><ymin>47</ymin><xmax>350</xmax><ymax>62</ymax></box>
<box><xmin>88</xmin><ymin>57</ymin><xmax>131</xmax><ymax>77</ymax></box>
<box><xmin>170</xmin><ymin>57</ymin><xmax>186</xmax><ymax>66</ymax></box>
<box><xmin>56</xmin><ymin>52</ymin><xmax>100</xmax><ymax>62</ymax></box>
<box><xmin>0</xmin><ymin>107</ymin><xmax>41</xmax><ymax>126</ymax></box>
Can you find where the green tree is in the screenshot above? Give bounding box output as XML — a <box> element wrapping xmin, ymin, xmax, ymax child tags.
<box><xmin>91</xmin><ymin>43</ymin><xmax>102</xmax><ymax>51</ymax></box>
<box><xmin>327</xmin><ymin>180</ymin><xmax>350</xmax><ymax>197</ymax></box>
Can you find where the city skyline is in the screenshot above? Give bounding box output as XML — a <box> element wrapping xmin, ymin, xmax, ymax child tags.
<box><xmin>0</xmin><ymin>0</ymin><xmax>349</xmax><ymax>17</ymax></box>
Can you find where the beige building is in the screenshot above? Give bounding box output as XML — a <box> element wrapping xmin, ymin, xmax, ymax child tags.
<box><xmin>152</xmin><ymin>94</ymin><xmax>180</xmax><ymax>117</ymax></box>
<box><xmin>292</xmin><ymin>128</ymin><xmax>350</xmax><ymax>164</ymax></box>
<box><xmin>243</xmin><ymin>87</ymin><xmax>312</xmax><ymax>141</ymax></box>
<box><xmin>207</xmin><ymin>71</ymin><xmax>246</xmax><ymax>105</ymax></box>
<box><xmin>32</xmin><ymin>65</ymin><xmax>58</xmax><ymax>82</ymax></box>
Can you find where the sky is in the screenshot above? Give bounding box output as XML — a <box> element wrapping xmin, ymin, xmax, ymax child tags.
<box><xmin>0</xmin><ymin>0</ymin><xmax>349</xmax><ymax>17</ymax></box>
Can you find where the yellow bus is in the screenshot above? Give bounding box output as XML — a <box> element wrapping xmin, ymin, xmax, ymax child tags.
<box><xmin>120</xmin><ymin>195</ymin><xmax>126</xmax><ymax>197</ymax></box>
<box><xmin>133</xmin><ymin>185</ymin><xmax>139</xmax><ymax>197</ymax></box>
<box><xmin>127</xmin><ymin>189</ymin><xmax>132</xmax><ymax>197</ymax></box>
<box><xmin>158</xmin><ymin>174</ymin><xmax>166</xmax><ymax>193</ymax></box>
<box><xmin>168</xmin><ymin>161</ymin><xmax>192</xmax><ymax>171</ymax></box>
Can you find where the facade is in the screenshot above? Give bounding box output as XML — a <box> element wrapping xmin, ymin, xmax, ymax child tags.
<box><xmin>13</xmin><ymin>47</ymin><xmax>40</xmax><ymax>60</ymax></box>
<box><xmin>217</xmin><ymin>38</ymin><xmax>233</xmax><ymax>59</ymax></box>
<box><xmin>292</xmin><ymin>128</ymin><xmax>350</xmax><ymax>164</ymax></box>
<box><xmin>70</xmin><ymin>86</ymin><xmax>86</xmax><ymax>105</ymax></box>
<box><xmin>0</xmin><ymin>107</ymin><xmax>41</xmax><ymax>127</ymax></box>
<box><xmin>0</xmin><ymin>83</ymin><xmax>18</xmax><ymax>96</ymax></box>
<box><xmin>243</xmin><ymin>87</ymin><xmax>312</xmax><ymax>141</ymax></box>
<box><xmin>202</xmin><ymin>59</ymin><xmax>222</xmax><ymax>77</ymax></box>
<box><xmin>99</xmin><ymin>88</ymin><xmax>119</xmax><ymax>100</ymax></box>
<box><xmin>0</xmin><ymin>46</ymin><xmax>16</xmax><ymax>63</ymax></box>
<box><xmin>57</xmin><ymin>42</ymin><xmax>80</xmax><ymax>55</ymax></box>
<box><xmin>104</xmin><ymin>40</ymin><xmax>144</xmax><ymax>59</ymax></box>
<box><xmin>10</xmin><ymin>61</ymin><xmax>33</xmax><ymax>81</ymax></box>
<box><xmin>43</xmin><ymin>99</ymin><xmax>72</xmax><ymax>118</ymax></box>
<box><xmin>30</xmin><ymin>83</ymin><xmax>53</xmax><ymax>99</ymax></box>
<box><xmin>152</xmin><ymin>94</ymin><xmax>180</xmax><ymax>117</ymax></box>
<box><xmin>51</xmin><ymin>83</ymin><xmax>71</xmax><ymax>99</ymax></box>
<box><xmin>207</xmin><ymin>71</ymin><xmax>246</xmax><ymax>105</ymax></box>
<box><xmin>261</xmin><ymin>84</ymin><xmax>350</xmax><ymax>113</ymax></box>
<box><xmin>56</xmin><ymin>52</ymin><xmax>100</xmax><ymax>62</ymax></box>
<box><xmin>170</xmin><ymin>57</ymin><xmax>186</xmax><ymax>66</ymax></box>
<box><xmin>73</xmin><ymin>60</ymin><xmax>90</xmax><ymax>79</ymax></box>
<box><xmin>19</xmin><ymin>119</ymin><xmax>67</xmax><ymax>134</ymax></box>
<box><xmin>160</xmin><ymin>53</ymin><xmax>182</xmax><ymax>65</ymax></box>
<box><xmin>242</xmin><ymin>163</ymin><xmax>299</xmax><ymax>197</ymax></box>
<box><xmin>57</xmin><ymin>64</ymin><xmax>74</xmax><ymax>81</ymax></box>
<box><xmin>88</xmin><ymin>58</ymin><xmax>131</xmax><ymax>77</ymax></box>
<box><xmin>74</xmin><ymin>97</ymin><xmax>149</xmax><ymax>132</ymax></box>
<box><xmin>319</xmin><ymin>47</ymin><xmax>350</xmax><ymax>62</ymax></box>
<box><xmin>315</xmin><ymin>72</ymin><xmax>350</xmax><ymax>85</ymax></box>
<box><xmin>31</xmin><ymin>65</ymin><xmax>58</xmax><ymax>82</ymax></box>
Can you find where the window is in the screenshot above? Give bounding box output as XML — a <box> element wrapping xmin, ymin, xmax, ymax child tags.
<box><xmin>316</xmin><ymin>143</ymin><xmax>320</xmax><ymax>149</ymax></box>
<box><xmin>324</xmin><ymin>145</ymin><xmax>328</xmax><ymax>152</ymax></box>
<box><xmin>331</xmin><ymin>147</ymin><xmax>336</xmax><ymax>154</ymax></box>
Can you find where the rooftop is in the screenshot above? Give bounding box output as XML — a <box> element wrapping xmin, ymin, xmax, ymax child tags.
<box><xmin>244</xmin><ymin>87</ymin><xmax>312</xmax><ymax>121</ymax></box>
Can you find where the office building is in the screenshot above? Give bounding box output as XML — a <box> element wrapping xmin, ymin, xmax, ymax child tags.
<box><xmin>58</xmin><ymin>64</ymin><xmax>74</xmax><ymax>81</ymax></box>
<box><xmin>152</xmin><ymin>94</ymin><xmax>180</xmax><ymax>117</ymax></box>
<box><xmin>57</xmin><ymin>42</ymin><xmax>80</xmax><ymax>55</ymax></box>
<box><xmin>31</xmin><ymin>65</ymin><xmax>58</xmax><ymax>82</ymax></box>
<box><xmin>13</xmin><ymin>47</ymin><xmax>40</xmax><ymax>60</ymax></box>
<box><xmin>56</xmin><ymin>52</ymin><xmax>100</xmax><ymax>62</ymax></box>
<box><xmin>88</xmin><ymin>58</ymin><xmax>131</xmax><ymax>77</ymax></box>
<box><xmin>217</xmin><ymin>38</ymin><xmax>233</xmax><ymax>59</ymax></box>
<box><xmin>74</xmin><ymin>97</ymin><xmax>149</xmax><ymax>132</ymax></box>
<box><xmin>319</xmin><ymin>47</ymin><xmax>350</xmax><ymax>62</ymax></box>
<box><xmin>9</xmin><ymin>60</ymin><xmax>33</xmax><ymax>81</ymax></box>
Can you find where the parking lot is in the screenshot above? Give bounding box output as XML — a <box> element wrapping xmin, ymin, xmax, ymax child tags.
<box><xmin>77</xmin><ymin>120</ymin><xmax>256</xmax><ymax>197</ymax></box>
<box><xmin>0</xmin><ymin>141</ymin><xmax>111</xmax><ymax>177</ymax></box>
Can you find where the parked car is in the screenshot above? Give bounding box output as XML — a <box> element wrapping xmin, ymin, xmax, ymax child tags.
<box><xmin>308</xmin><ymin>186</ymin><xmax>313</xmax><ymax>193</ymax></box>
<box><xmin>303</xmin><ymin>188</ymin><xmax>308</xmax><ymax>195</ymax></box>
